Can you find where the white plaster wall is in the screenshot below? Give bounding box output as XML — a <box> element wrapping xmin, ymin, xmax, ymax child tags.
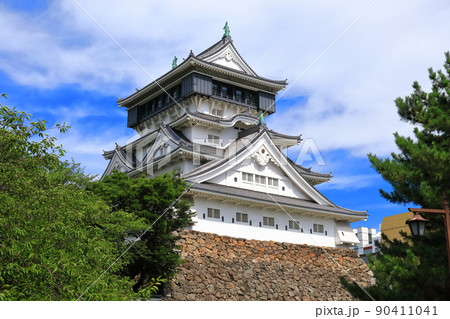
<box><xmin>181</xmin><ymin>126</ymin><xmax>239</xmax><ymax>149</ymax></box>
<box><xmin>196</xmin><ymin>98</ymin><xmax>243</xmax><ymax>119</ymax></box>
<box><xmin>206</xmin><ymin>159</ymin><xmax>311</xmax><ymax>200</ymax></box>
<box><xmin>196</xmin><ymin>100</ymin><xmax>210</xmax><ymax>114</ymax></box>
<box><xmin>190</xmin><ymin>197</ymin><xmax>337</xmax><ymax>247</ymax></box>
<box><xmin>223</xmin><ymin>104</ymin><xmax>240</xmax><ymax>118</ymax></box>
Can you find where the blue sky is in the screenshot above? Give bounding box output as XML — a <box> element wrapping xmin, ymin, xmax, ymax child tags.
<box><xmin>2</xmin><ymin>0</ymin><xmax>450</xmax><ymax>231</ymax></box>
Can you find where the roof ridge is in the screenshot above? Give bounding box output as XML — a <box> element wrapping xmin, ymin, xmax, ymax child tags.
<box><xmin>287</xmin><ymin>157</ymin><xmax>332</xmax><ymax>178</ymax></box>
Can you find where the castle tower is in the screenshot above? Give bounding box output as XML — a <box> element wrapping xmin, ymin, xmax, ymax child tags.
<box><xmin>102</xmin><ymin>25</ymin><xmax>365</xmax><ymax>248</ymax></box>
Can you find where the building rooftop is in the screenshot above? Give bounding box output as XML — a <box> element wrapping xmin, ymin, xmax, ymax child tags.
<box><xmin>117</xmin><ymin>33</ymin><xmax>287</xmax><ymax>108</ymax></box>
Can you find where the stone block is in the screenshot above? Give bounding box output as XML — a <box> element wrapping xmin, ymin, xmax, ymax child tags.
<box><xmin>164</xmin><ymin>230</ymin><xmax>373</xmax><ymax>301</ymax></box>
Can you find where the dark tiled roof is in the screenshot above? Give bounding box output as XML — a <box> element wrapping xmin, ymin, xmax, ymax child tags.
<box><xmin>287</xmin><ymin>157</ymin><xmax>332</xmax><ymax>180</ymax></box>
<box><xmin>267</xmin><ymin>128</ymin><xmax>301</xmax><ymax>141</ymax></box>
<box><xmin>118</xmin><ymin>36</ymin><xmax>287</xmax><ymax>106</ymax></box>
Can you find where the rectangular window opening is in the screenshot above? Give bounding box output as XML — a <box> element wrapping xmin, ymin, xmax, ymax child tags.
<box><xmin>207</xmin><ymin>134</ymin><xmax>220</xmax><ymax>145</ymax></box>
<box><xmin>242</xmin><ymin>172</ymin><xmax>254</xmax><ymax>183</ymax></box>
<box><xmin>236</xmin><ymin>212</ymin><xmax>249</xmax><ymax>223</ymax></box>
<box><xmin>212</xmin><ymin>108</ymin><xmax>223</xmax><ymax>116</ymax></box>
<box><xmin>207</xmin><ymin>208</ymin><xmax>220</xmax><ymax>219</ymax></box>
<box><xmin>268</xmin><ymin>177</ymin><xmax>279</xmax><ymax>187</ymax></box>
<box><xmin>263</xmin><ymin>216</ymin><xmax>275</xmax><ymax>227</ymax></box>
<box><xmin>288</xmin><ymin>220</ymin><xmax>300</xmax><ymax>230</ymax></box>
<box><xmin>255</xmin><ymin>175</ymin><xmax>266</xmax><ymax>185</ymax></box>
<box><xmin>313</xmin><ymin>224</ymin><xmax>324</xmax><ymax>234</ymax></box>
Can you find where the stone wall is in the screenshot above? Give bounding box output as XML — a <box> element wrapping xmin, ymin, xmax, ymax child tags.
<box><xmin>164</xmin><ymin>230</ymin><xmax>373</xmax><ymax>301</ymax></box>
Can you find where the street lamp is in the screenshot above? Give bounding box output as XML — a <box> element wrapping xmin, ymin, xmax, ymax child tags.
<box><xmin>405</xmin><ymin>213</ymin><xmax>429</xmax><ymax>237</ymax></box>
<box><xmin>407</xmin><ymin>192</ymin><xmax>450</xmax><ymax>276</ymax></box>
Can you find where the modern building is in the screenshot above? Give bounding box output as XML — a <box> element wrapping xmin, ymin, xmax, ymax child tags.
<box><xmin>353</xmin><ymin>227</ymin><xmax>381</xmax><ymax>255</ymax></box>
<box><xmin>381</xmin><ymin>211</ymin><xmax>414</xmax><ymax>241</ymax></box>
<box><xmin>102</xmin><ymin>25</ymin><xmax>367</xmax><ymax>248</ymax></box>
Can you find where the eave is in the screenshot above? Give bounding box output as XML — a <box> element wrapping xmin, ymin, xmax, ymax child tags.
<box><xmin>118</xmin><ymin>56</ymin><xmax>286</xmax><ymax>109</ymax></box>
<box><xmin>188</xmin><ymin>183</ymin><xmax>367</xmax><ymax>223</ymax></box>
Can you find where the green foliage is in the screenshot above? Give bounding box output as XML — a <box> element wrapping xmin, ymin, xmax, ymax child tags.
<box><xmin>368</xmin><ymin>52</ymin><xmax>450</xmax><ymax>208</ymax></box>
<box><xmin>0</xmin><ymin>98</ymin><xmax>149</xmax><ymax>300</ymax></box>
<box><xmin>138</xmin><ymin>276</ymin><xmax>167</xmax><ymax>300</ymax></box>
<box><xmin>345</xmin><ymin>53</ymin><xmax>450</xmax><ymax>300</ymax></box>
<box><xmin>87</xmin><ymin>171</ymin><xmax>194</xmax><ymax>292</ymax></box>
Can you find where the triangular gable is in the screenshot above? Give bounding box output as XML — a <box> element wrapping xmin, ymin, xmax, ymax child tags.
<box><xmin>186</xmin><ymin>131</ymin><xmax>334</xmax><ymax>206</ymax></box>
<box><xmin>101</xmin><ymin>149</ymin><xmax>133</xmax><ymax>179</ymax></box>
<box><xmin>205</xmin><ymin>156</ymin><xmax>313</xmax><ymax>201</ymax></box>
<box><xmin>144</xmin><ymin>126</ymin><xmax>180</xmax><ymax>166</ymax></box>
<box><xmin>198</xmin><ymin>40</ymin><xmax>258</xmax><ymax>77</ymax></box>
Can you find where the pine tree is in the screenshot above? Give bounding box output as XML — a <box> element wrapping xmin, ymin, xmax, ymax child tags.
<box><xmin>344</xmin><ymin>52</ymin><xmax>450</xmax><ymax>300</ymax></box>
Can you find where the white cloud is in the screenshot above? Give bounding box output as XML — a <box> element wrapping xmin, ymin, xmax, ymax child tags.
<box><xmin>1</xmin><ymin>0</ymin><xmax>449</xmax><ymax>174</ymax></box>
<box><xmin>317</xmin><ymin>174</ymin><xmax>380</xmax><ymax>191</ymax></box>
<box><xmin>56</xmin><ymin>124</ymin><xmax>135</xmax><ymax>175</ymax></box>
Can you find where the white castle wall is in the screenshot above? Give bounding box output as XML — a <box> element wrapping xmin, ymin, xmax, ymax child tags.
<box><xmin>207</xmin><ymin>159</ymin><xmax>310</xmax><ymax>200</ymax></box>
<box><xmin>181</xmin><ymin>125</ymin><xmax>239</xmax><ymax>149</ymax></box>
<box><xmin>190</xmin><ymin>197</ymin><xmax>337</xmax><ymax>247</ymax></box>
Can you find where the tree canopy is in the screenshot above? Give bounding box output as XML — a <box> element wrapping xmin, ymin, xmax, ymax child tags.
<box><xmin>344</xmin><ymin>52</ymin><xmax>450</xmax><ymax>300</ymax></box>
<box><xmin>368</xmin><ymin>52</ymin><xmax>450</xmax><ymax>208</ymax></box>
<box><xmin>0</xmin><ymin>97</ymin><xmax>150</xmax><ymax>300</ymax></box>
<box><xmin>87</xmin><ymin>171</ymin><xmax>194</xmax><ymax>292</ymax></box>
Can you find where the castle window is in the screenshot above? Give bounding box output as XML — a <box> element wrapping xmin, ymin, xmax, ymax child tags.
<box><xmin>235</xmin><ymin>89</ymin><xmax>244</xmax><ymax>102</ymax></box>
<box><xmin>208</xmin><ymin>134</ymin><xmax>220</xmax><ymax>144</ymax></box>
<box><xmin>207</xmin><ymin>208</ymin><xmax>220</xmax><ymax>219</ymax></box>
<box><xmin>212</xmin><ymin>108</ymin><xmax>223</xmax><ymax>117</ymax></box>
<box><xmin>236</xmin><ymin>212</ymin><xmax>248</xmax><ymax>223</ymax></box>
<box><xmin>246</xmin><ymin>91</ymin><xmax>257</xmax><ymax>106</ymax></box>
<box><xmin>164</xmin><ymin>93</ymin><xmax>170</xmax><ymax>105</ymax></box>
<box><xmin>171</xmin><ymin>85</ymin><xmax>180</xmax><ymax>100</ymax></box>
<box><xmin>212</xmin><ymin>82</ymin><xmax>219</xmax><ymax>95</ymax></box>
<box><xmin>313</xmin><ymin>224</ymin><xmax>324</xmax><ymax>234</ymax></box>
<box><xmin>242</xmin><ymin>172</ymin><xmax>254</xmax><ymax>183</ymax></box>
<box><xmin>263</xmin><ymin>216</ymin><xmax>275</xmax><ymax>227</ymax></box>
<box><xmin>220</xmin><ymin>85</ymin><xmax>233</xmax><ymax>99</ymax></box>
<box><xmin>288</xmin><ymin>220</ymin><xmax>300</xmax><ymax>230</ymax></box>
<box><xmin>157</xmin><ymin>96</ymin><xmax>162</xmax><ymax>108</ymax></box>
<box><xmin>255</xmin><ymin>175</ymin><xmax>266</xmax><ymax>185</ymax></box>
<box><xmin>150</xmin><ymin>100</ymin><xmax>155</xmax><ymax>114</ymax></box>
<box><xmin>268</xmin><ymin>177</ymin><xmax>278</xmax><ymax>187</ymax></box>
<box><xmin>211</xmin><ymin>80</ymin><xmax>259</xmax><ymax>108</ymax></box>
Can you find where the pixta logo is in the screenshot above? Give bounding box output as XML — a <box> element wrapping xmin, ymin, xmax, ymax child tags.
<box><xmin>295</xmin><ymin>138</ymin><xmax>325</xmax><ymax>166</ymax></box>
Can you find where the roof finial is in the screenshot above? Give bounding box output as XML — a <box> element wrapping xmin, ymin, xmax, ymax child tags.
<box><xmin>172</xmin><ymin>56</ymin><xmax>178</xmax><ymax>69</ymax></box>
<box><xmin>223</xmin><ymin>21</ymin><xmax>230</xmax><ymax>38</ymax></box>
<box><xmin>258</xmin><ymin>110</ymin><xmax>265</xmax><ymax>125</ymax></box>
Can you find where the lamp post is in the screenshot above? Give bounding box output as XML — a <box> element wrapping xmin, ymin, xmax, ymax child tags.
<box><xmin>406</xmin><ymin>213</ymin><xmax>429</xmax><ymax>236</ymax></box>
<box><xmin>407</xmin><ymin>192</ymin><xmax>450</xmax><ymax>275</ymax></box>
